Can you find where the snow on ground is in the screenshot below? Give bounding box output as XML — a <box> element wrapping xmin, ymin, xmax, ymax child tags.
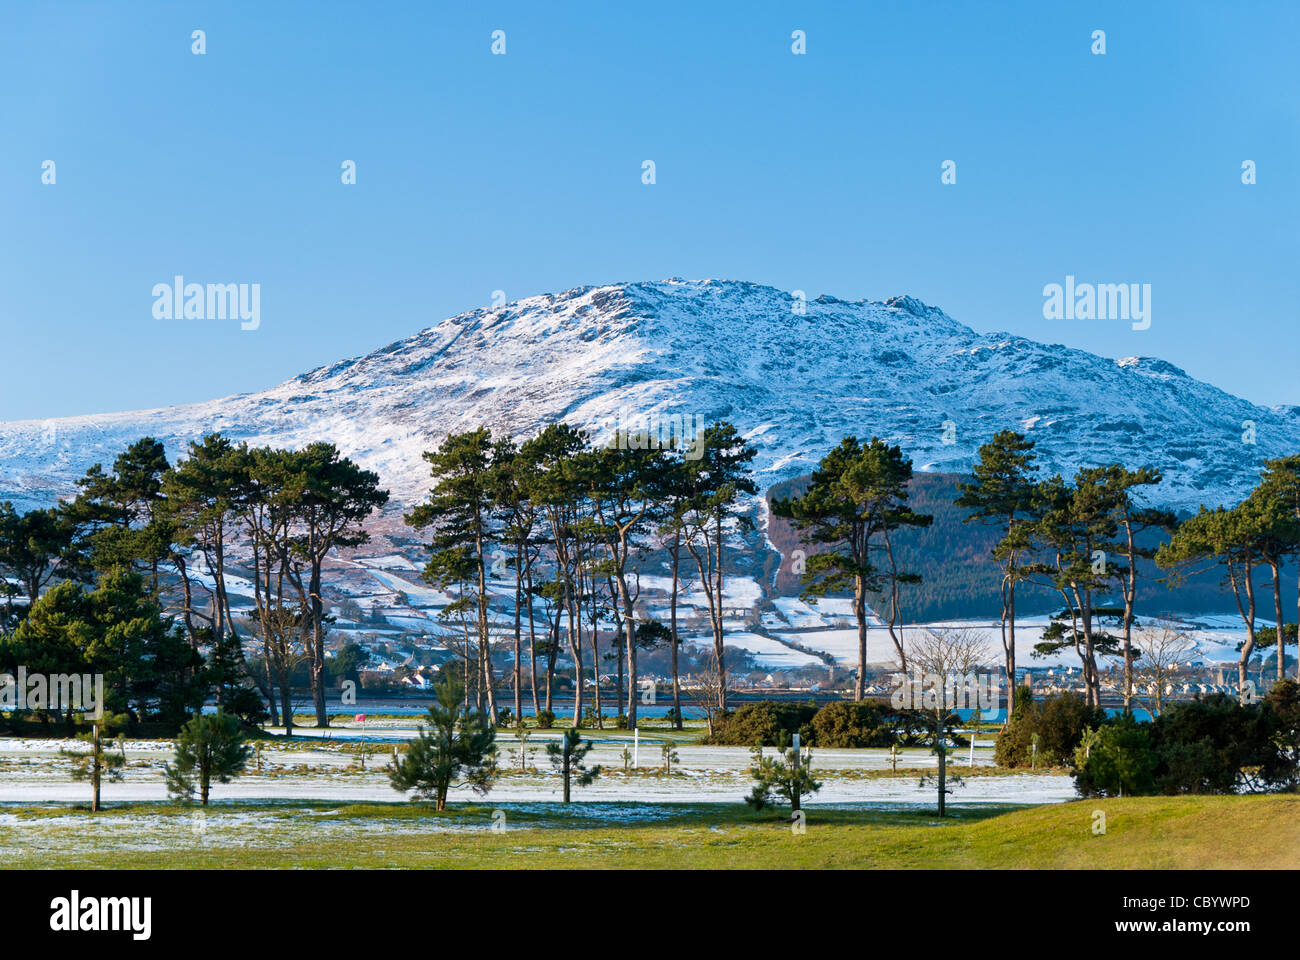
<box><xmin>637</xmin><ymin>574</ymin><xmax>763</xmax><ymax>609</ymax></box>
<box><xmin>774</xmin><ymin>615</ymin><xmax>1270</xmax><ymax>669</ymax></box>
<box><xmin>771</xmin><ymin>597</ymin><xmax>831</xmax><ymax>629</ymax></box>
<box><xmin>350</xmin><ymin>554</ymin><xmax>421</xmax><ymax>572</ymax></box>
<box><xmin>0</xmin><ymin>734</ymin><xmax>1070</xmax><ymax>807</ymax></box>
<box><xmin>0</xmin><ymin>771</ymin><xmax>1074</xmax><ymax>806</ymax></box>
<box><xmin>357</xmin><ymin>567</ymin><xmax>451</xmax><ymax>607</ymax></box>
<box><xmin>682</xmin><ymin>632</ymin><xmax>822</xmax><ymax>669</ymax></box>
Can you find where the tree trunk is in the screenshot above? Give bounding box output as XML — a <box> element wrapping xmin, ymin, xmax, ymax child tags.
<box><xmin>568</xmin><ymin>598</ymin><xmax>583</xmax><ymax>727</ymax></box>
<box><xmin>1238</xmin><ymin>560</ymin><xmax>1256</xmax><ymax>696</ymax></box>
<box><xmin>1271</xmin><ymin>560</ymin><xmax>1284</xmax><ymax>682</ymax></box>
<box><xmin>936</xmin><ymin>722</ymin><xmax>947</xmax><ymax>818</ymax></box>
<box><xmin>263</xmin><ymin>658</ymin><xmax>280</xmax><ymax>727</ymax></box>
<box><xmin>280</xmin><ymin>678</ymin><xmax>293</xmax><ymax>737</ymax></box>
<box><xmin>587</xmin><ymin>569</ymin><xmax>602</xmax><ymax>729</ymax></box>
<box><xmin>669</xmin><ymin>534</ymin><xmax>683</xmax><ymax>730</ymax></box>
<box><xmin>92</xmin><ymin>723</ymin><xmax>102</xmax><ymax>813</ymax></box>
<box><xmin>545</xmin><ymin>615</ymin><xmax>557</xmax><ymax>714</ymax></box>
<box><xmin>715</xmin><ymin>513</ymin><xmax>727</xmax><ymax>710</ymax></box>
<box><xmin>854</xmin><ymin>574</ymin><xmax>867</xmax><ymax>700</ymax></box>
<box><xmin>526</xmin><ymin>556</ymin><xmax>539</xmax><ymax>718</ymax></box>
<box><xmin>1006</xmin><ymin>573</ymin><xmax>1017</xmax><ymax>722</ymax></box>
<box><xmin>513</xmin><ymin>547</ymin><xmax>523</xmax><ymax>724</ymax></box>
<box><xmin>615</xmin><ymin>630</ymin><xmax>624</xmax><ymax>719</ymax></box>
<box><xmin>309</xmin><ymin>563</ymin><xmax>329</xmax><ymax>727</ymax></box>
<box><xmin>618</xmin><ymin>567</ymin><xmax>638</xmax><ymax>730</ymax></box>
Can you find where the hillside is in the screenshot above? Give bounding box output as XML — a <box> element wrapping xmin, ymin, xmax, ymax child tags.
<box><xmin>764</xmin><ymin>473</ymin><xmax>1290</xmax><ymax>622</ymax></box>
<box><xmin>1</xmin><ymin>279</ymin><xmax>1295</xmax><ymax>514</ymax></box>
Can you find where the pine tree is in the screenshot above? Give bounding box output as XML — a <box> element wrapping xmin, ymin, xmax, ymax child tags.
<box><xmin>0</xmin><ymin>501</ymin><xmax>83</xmax><ymax>608</ymax></box>
<box><xmin>165</xmin><ymin>711</ymin><xmax>252</xmax><ymax>805</ymax></box>
<box><xmin>491</xmin><ymin>437</ymin><xmax>540</xmax><ymax>727</ymax></box>
<box><xmin>660</xmin><ymin>740</ymin><xmax>679</xmax><ymax>774</ymax></box>
<box><xmin>589</xmin><ymin>437</ymin><xmax>662</xmax><ymax>729</ymax></box>
<box><xmin>407</xmin><ymin>430</ymin><xmax>499</xmax><ymax>717</ymax></box>
<box><xmin>68</xmin><ymin>437</ymin><xmax>173</xmax><ymax>589</ymax></box>
<box><xmin>1252</xmin><ymin>457</ymin><xmax>1300</xmax><ymax>680</ymax></box>
<box><xmin>654</xmin><ymin>451</ymin><xmax>694</xmax><ymax>729</ymax></box>
<box><xmin>389</xmin><ymin>674</ymin><xmax>497</xmax><ymax>811</ymax></box>
<box><xmin>163</xmin><ymin>434</ymin><xmax>249</xmax><ymax>659</ymax></box>
<box><xmin>955</xmin><ymin>431</ymin><xmax>1038</xmax><ymax>714</ymax></box>
<box><xmin>202</xmin><ymin>626</ymin><xmax>268</xmax><ymax>725</ymax></box>
<box><xmin>1097</xmin><ymin>464</ymin><xmax>1174</xmax><ymax>709</ymax></box>
<box><xmin>1158</xmin><ymin>503</ymin><xmax>1270</xmax><ymax>697</ymax></box>
<box><xmin>61</xmin><ymin>712</ymin><xmax>129</xmax><ymax>812</ymax></box>
<box><xmin>744</xmin><ymin>740</ymin><xmax>820</xmax><ymax>814</ymax></box>
<box><xmin>521</xmin><ymin>424</ymin><xmax>590</xmax><ymax>725</ymax></box>
<box><xmin>13</xmin><ymin>567</ymin><xmax>201</xmax><ymax>729</ymax></box>
<box><xmin>772</xmin><ymin>436</ymin><xmax>931</xmax><ymax>696</ymax></box>
<box><xmin>282</xmin><ymin>443</ymin><xmax>388</xmax><ymax>727</ymax></box>
<box><xmin>545</xmin><ymin>727</ymin><xmax>600</xmax><ymax>803</ymax></box>
<box><xmin>682</xmin><ymin>422</ymin><xmax>757</xmax><ymax>708</ymax></box>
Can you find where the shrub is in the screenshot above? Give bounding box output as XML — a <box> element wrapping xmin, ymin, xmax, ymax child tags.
<box><xmin>1151</xmin><ymin>694</ymin><xmax>1292</xmax><ymax>794</ymax></box>
<box><xmin>533</xmin><ymin>709</ymin><xmax>555</xmax><ymax>730</ymax></box>
<box><xmin>704</xmin><ymin>701</ymin><xmax>818</xmax><ymax>746</ymax></box>
<box><xmin>1072</xmin><ymin>717</ymin><xmax>1157</xmax><ymax>797</ymax></box>
<box><xmin>995</xmin><ymin>692</ymin><xmax>1105</xmax><ymax>768</ymax></box>
<box><xmin>1266</xmin><ymin>679</ymin><xmax>1300</xmax><ymax>770</ymax></box>
<box><xmin>809</xmin><ymin>700</ymin><xmax>892</xmax><ymax>747</ymax></box>
<box><xmin>808</xmin><ymin>700</ymin><xmax>944</xmax><ymax>747</ymax></box>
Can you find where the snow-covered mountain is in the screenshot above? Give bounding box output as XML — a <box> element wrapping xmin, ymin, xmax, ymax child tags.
<box><xmin>0</xmin><ymin>278</ymin><xmax>1292</xmax><ymax>512</ymax></box>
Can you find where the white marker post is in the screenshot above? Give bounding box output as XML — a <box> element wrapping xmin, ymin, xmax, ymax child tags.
<box><xmin>969</xmin><ymin>730</ymin><xmax>976</xmax><ymax>767</ymax></box>
<box><xmin>792</xmin><ymin>732</ymin><xmax>800</xmax><ymax>770</ymax></box>
<box><xmin>633</xmin><ymin>727</ymin><xmax>639</xmax><ymax>768</ymax></box>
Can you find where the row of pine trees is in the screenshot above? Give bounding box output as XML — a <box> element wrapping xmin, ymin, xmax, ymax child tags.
<box><xmin>3</xmin><ymin>423</ymin><xmax>1298</xmax><ymax>730</ymax></box>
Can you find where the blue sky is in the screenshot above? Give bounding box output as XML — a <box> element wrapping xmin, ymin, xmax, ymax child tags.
<box><xmin>1</xmin><ymin>0</ymin><xmax>1296</xmax><ymax>420</ymax></box>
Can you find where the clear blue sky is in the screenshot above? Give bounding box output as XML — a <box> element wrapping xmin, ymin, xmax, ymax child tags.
<box><xmin>1</xmin><ymin>0</ymin><xmax>1296</xmax><ymax>420</ymax></box>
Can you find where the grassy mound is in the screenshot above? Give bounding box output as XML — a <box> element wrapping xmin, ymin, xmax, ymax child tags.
<box><xmin>2</xmin><ymin>794</ymin><xmax>1295</xmax><ymax>869</ymax></box>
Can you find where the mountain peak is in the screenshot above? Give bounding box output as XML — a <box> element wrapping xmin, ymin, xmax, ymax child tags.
<box><xmin>0</xmin><ymin>278</ymin><xmax>1288</xmax><ymax>513</ymax></box>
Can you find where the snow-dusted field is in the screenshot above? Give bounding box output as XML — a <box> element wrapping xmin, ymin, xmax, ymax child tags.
<box><xmin>682</xmin><ymin>632</ymin><xmax>823</xmax><ymax>669</ymax></box>
<box><xmin>772</xmin><ymin>615</ymin><xmax>1270</xmax><ymax>670</ymax></box>
<box><xmin>0</xmin><ymin>733</ymin><xmax>1071</xmax><ymax>807</ymax></box>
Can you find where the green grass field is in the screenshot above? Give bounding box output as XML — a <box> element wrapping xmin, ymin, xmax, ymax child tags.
<box><xmin>3</xmin><ymin>794</ymin><xmax>1295</xmax><ymax>869</ymax></box>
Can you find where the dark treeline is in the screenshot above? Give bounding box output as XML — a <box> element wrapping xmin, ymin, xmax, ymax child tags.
<box><xmin>0</xmin><ymin>435</ymin><xmax>387</xmax><ymax>734</ymax></box>
<box><xmin>954</xmin><ymin>431</ymin><xmax>1300</xmax><ymax>710</ymax></box>
<box><xmin>0</xmin><ymin>421</ymin><xmax>762</xmax><ymax>735</ymax></box>
<box><xmin>3</xmin><ymin>424</ymin><xmax>1299</xmax><ymax>737</ymax></box>
<box><xmin>405</xmin><ymin>421</ymin><xmax>755</xmax><ymax>730</ymax></box>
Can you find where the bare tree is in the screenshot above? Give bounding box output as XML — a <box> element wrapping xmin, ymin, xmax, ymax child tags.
<box><xmin>908</xmin><ymin>627</ymin><xmax>998</xmax><ymax>683</ymax></box>
<box><xmin>1132</xmin><ymin>620</ymin><xmax>1197</xmax><ymax>717</ymax></box>
<box><xmin>684</xmin><ymin>646</ymin><xmax>732</xmax><ymax>738</ymax></box>
<box><xmin>906</xmin><ymin>626</ymin><xmax>997</xmax><ymax>817</ymax></box>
